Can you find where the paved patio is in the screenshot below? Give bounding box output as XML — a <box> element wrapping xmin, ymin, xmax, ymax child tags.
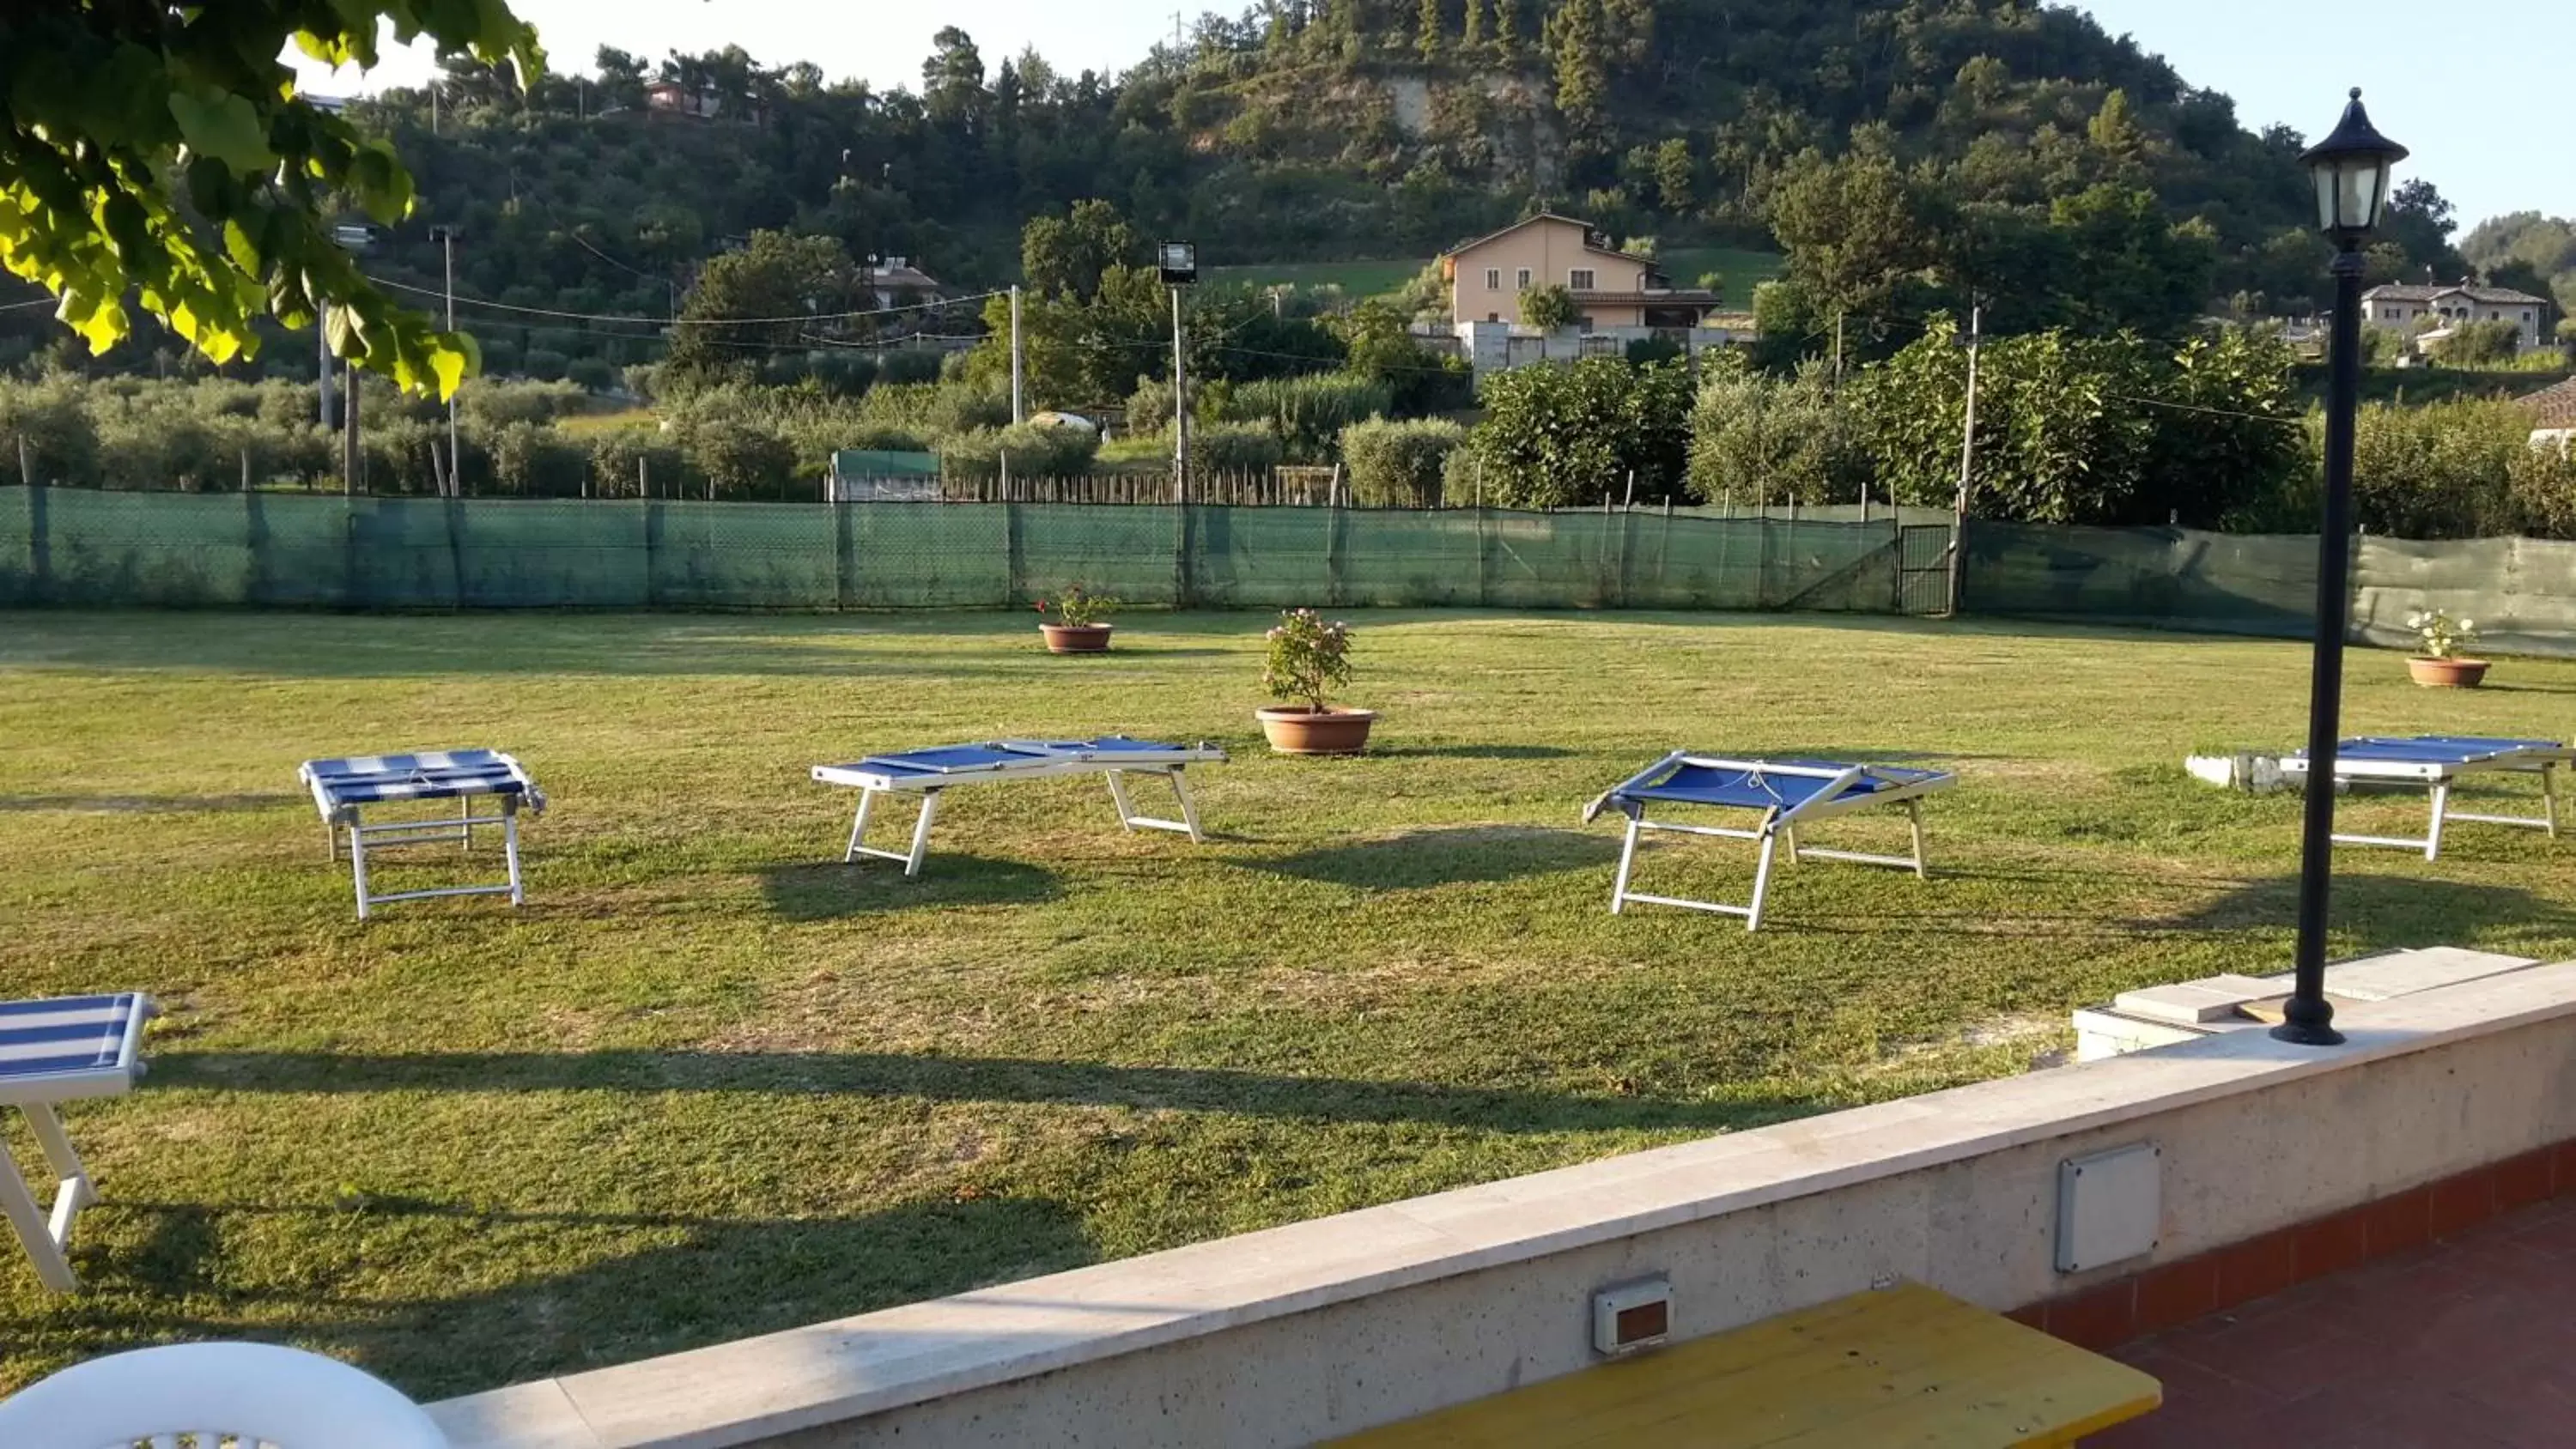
<box><xmin>2093</xmin><ymin>1193</ymin><xmax>2576</xmax><ymax>1447</ymax></box>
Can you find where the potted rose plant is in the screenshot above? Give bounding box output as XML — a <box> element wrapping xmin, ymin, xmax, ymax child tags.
<box><xmin>1255</xmin><ymin>609</ymin><xmax>1375</xmax><ymax>754</ymax></box>
<box><xmin>1036</xmin><ymin>585</ymin><xmax>1120</xmax><ymax>654</ymax></box>
<box><xmin>2405</xmin><ymin>609</ymin><xmax>2487</xmax><ymax>688</ymax></box>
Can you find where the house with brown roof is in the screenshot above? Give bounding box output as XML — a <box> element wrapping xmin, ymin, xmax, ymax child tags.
<box><xmin>2364</xmin><ymin>282</ymin><xmax>2551</xmax><ymax>354</ymax></box>
<box><xmin>1432</xmin><ymin>214</ymin><xmax>1735</xmax><ymax>371</ymax></box>
<box><xmin>2523</xmin><ymin>377</ymin><xmax>2576</xmax><ymax>449</ymax></box>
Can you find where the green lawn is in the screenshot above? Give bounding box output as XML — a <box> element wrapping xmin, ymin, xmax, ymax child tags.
<box><xmin>6</xmin><ymin>609</ymin><xmax>2576</xmax><ymax>1399</ymax></box>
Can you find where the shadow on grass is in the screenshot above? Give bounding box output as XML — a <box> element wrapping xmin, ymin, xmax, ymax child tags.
<box><xmin>1247</xmin><ymin>825</ymin><xmax>1619</xmax><ymax>889</ymax></box>
<box><xmin>1370</xmin><ymin>744</ymin><xmax>1578</xmax><ymax>761</ymax></box>
<box><xmin>0</xmin><ymin>792</ymin><xmax>299</xmax><ymax>813</ymax></box>
<box><xmin>165</xmin><ymin>1047</ymin><xmax>1811</xmax><ymax>1137</ymax></box>
<box><xmin>82</xmin><ymin>1195</ymin><xmax>1098</xmax><ymax>1401</ymax></box>
<box><xmin>757</xmin><ymin>857</ymin><xmax>1060</xmax><ymax>919</ymax></box>
<box><xmin>2153</xmin><ymin>872</ymin><xmax>2576</xmax><ymax>949</ymax></box>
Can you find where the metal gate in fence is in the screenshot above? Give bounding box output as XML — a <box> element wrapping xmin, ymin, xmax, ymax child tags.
<box><xmin>1898</xmin><ymin>524</ymin><xmax>1954</xmax><ymax>615</ymax></box>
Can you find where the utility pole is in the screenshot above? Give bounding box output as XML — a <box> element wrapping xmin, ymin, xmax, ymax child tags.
<box><xmin>1170</xmin><ymin>282</ymin><xmax>1188</xmax><ymax>499</ymax></box>
<box><xmin>1945</xmin><ymin>302</ymin><xmax>1983</xmax><ymax>616</ymax></box>
<box><xmin>1009</xmin><ymin>284</ymin><xmax>1025</xmax><ymax>426</ymax></box>
<box><xmin>1832</xmin><ymin>309</ymin><xmax>1845</xmax><ymax>391</ymax></box>
<box><xmin>317</xmin><ymin>313</ymin><xmax>335</xmax><ymax>429</ymax></box>
<box><xmin>1157</xmin><ymin>241</ymin><xmax>1198</xmax><ymax>500</ymax></box>
<box><xmin>431</xmin><ymin>225</ymin><xmax>461</xmax><ymax>495</ymax></box>
<box><xmin>343</xmin><ymin>355</ymin><xmax>361</xmax><ymax>494</ymax></box>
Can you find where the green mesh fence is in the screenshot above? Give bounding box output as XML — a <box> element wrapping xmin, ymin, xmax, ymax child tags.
<box><xmin>1964</xmin><ymin>522</ymin><xmax>2576</xmax><ymax>658</ymax></box>
<box><xmin>0</xmin><ymin>487</ymin><xmax>1943</xmax><ymax>615</ymax></box>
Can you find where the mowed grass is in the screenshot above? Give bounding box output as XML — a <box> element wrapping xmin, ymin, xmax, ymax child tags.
<box><xmin>6</xmin><ymin>609</ymin><xmax>2576</xmax><ymax>1399</ymax></box>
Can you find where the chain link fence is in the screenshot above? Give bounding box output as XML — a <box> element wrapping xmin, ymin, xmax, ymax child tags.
<box><xmin>0</xmin><ymin>486</ymin><xmax>1947</xmax><ymax>615</ymax></box>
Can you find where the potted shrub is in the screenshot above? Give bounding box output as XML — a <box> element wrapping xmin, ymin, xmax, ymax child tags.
<box><xmin>1255</xmin><ymin>609</ymin><xmax>1376</xmax><ymax>754</ymax></box>
<box><xmin>1035</xmin><ymin>585</ymin><xmax>1119</xmax><ymax>654</ymax></box>
<box><xmin>2405</xmin><ymin>609</ymin><xmax>2488</xmax><ymax>688</ymax></box>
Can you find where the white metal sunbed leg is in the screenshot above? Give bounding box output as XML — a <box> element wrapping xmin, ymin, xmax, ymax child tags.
<box><xmin>1783</xmin><ymin>823</ymin><xmax>1800</xmax><ymax>864</ymax></box>
<box><xmin>349</xmin><ymin>821</ymin><xmax>373</xmax><ymax>921</ymax></box>
<box><xmin>460</xmin><ymin>795</ymin><xmax>473</xmax><ymax>852</ymax></box>
<box><xmin>0</xmin><ymin>1113</ymin><xmax>80</xmax><ymax>1293</ymax></box>
<box><xmin>1908</xmin><ymin>799</ymin><xmax>1929</xmax><ymax>879</ymax></box>
<box><xmin>25</xmin><ymin>1103</ymin><xmax>93</xmax><ymax>1253</ymax></box>
<box><xmin>2548</xmin><ymin>766</ymin><xmax>2561</xmax><ymax>839</ymax></box>
<box><xmin>1610</xmin><ymin>815</ymin><xmax>1643</xmax><ymax>913</ymax></box>
<box><xmin>1170</xmin><ymin>768</ymin><xmax>1206</xmax><ymax>842</ymax></box>
<box><xmin>1746</xmin><ymin>828</ymin><xmax>1781</xmax><ymax>933</ymax></box>
<box><xmin>2427</xmin><ymin>783</ymin><xmax>2451</xmax><ymax>862</ymax></box>
<box><xmin>904</xmin><ymin>790</ymin><xmax>943</xmax><ymax>876</ymax></box>
<box><xmin>502</xmin><ymin>803</ymin><xmax>524</xmax><ymax>907</ymax></box>
<box><xmin>1104</xmin><ymin>770</ymin><xmax>1140</xmax><ymax>832</ymax></box>
<box><xmin>844</xmin><ymin>789</ymin><xmax>879</xmax><ymax>862</ymax></box>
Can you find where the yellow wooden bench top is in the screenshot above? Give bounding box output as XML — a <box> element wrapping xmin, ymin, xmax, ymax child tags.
<box><xmin>1327</xmin><ymin>1281</ymin><xmax>2160</xmax><ymax>1449</ymax></box>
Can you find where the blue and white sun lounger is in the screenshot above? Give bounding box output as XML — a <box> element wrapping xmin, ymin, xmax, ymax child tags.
<box><xmin>1583</xmin><ymin>754</ymin><xmax>1954</xmax><ymax>931</ymax></box>
<box><xmin>0</xmin><ymin>992</ymin><xmax>155</xmax><ymax>1291</ymax></box>
<box><xmin>2278</xmin><ymin>735</ymin><xmax>2570</xmax><ymax>861</ymax></box>
<box><xmin>299</xmin><ymin>749</ymin><xmax>546</xmax><ymax>919</ymax></box>
<box><xmin>813</xmin><ymin>737</ymin><xmax>1226</xmax><ymax>876</ymax></box>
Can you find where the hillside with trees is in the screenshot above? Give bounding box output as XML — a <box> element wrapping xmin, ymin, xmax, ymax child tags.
<box><xmin>0</xmin><ymin>0</ymin><xmax>2523</xmax><ymax>385</ymax></box>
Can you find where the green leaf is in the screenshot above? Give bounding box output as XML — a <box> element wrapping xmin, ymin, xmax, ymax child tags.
<box><xmin>168</xmin><ymin>90</ymin><xmax>275</xmax><ymax>174</ymax></box>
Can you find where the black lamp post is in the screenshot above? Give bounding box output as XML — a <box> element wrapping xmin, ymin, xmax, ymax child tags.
<box><xmin>2277</xmin><ymin>90</ymin><xmax>2409</xmax><ymax>1048</ymax></box>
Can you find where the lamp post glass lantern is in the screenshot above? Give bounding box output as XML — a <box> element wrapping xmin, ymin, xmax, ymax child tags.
<box><xmin>2278</xmin><ymin>90</ymin><xmax>2408</xmax><ymax>1049</ymax></box>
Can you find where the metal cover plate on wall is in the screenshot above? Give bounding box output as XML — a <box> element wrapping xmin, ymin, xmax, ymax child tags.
<box><xmin>2057</xmin><ymin>1142</ymin><xmax>2161</xmax><ymax>1273</ymax></box>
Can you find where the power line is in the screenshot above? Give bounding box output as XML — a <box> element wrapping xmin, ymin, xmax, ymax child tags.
<box><xmin>366</xmin><ymin>275</ymin><xmax>1006</xmax><ymax>326</ymax></box>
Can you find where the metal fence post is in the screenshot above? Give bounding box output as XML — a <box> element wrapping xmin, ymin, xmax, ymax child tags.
<box><xmin>1005</xmin><ymin>497</ymin><xmax>1024</xmax><ymax>608</ymax></box>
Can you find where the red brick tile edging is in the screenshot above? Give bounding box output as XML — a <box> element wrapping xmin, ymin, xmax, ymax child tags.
<box><xmin>2007</xmin><ymin>1142</ymin><xmax>2570</xmax><ymax>1352</ymax></box>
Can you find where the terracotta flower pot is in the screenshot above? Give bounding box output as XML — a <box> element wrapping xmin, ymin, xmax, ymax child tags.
<box><xmin>2407</xmin><ymin>656</ymin><xmax>2488</xmax><ymax>688</ymax></box>
<box><xmin>1256</xmin><ymin>706</ymin><xmax>1377</xmax><ymax>755</ymax></box>
<box><xmin>1040</xmin><ymin>623</ymin><xmax>1114</xmax><ymax>654</ymax></box>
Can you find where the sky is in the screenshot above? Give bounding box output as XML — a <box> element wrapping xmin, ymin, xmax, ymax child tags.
<box><xmin>292</xmin><ymin>0</ymin><xmax>2570</xmax><ymax>231</ymax></box>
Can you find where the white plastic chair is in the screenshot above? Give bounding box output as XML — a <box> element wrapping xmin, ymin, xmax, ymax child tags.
<box><xmin>0</xmin><ymin>1342</ymin><xmax>447</xmax><ymax>1449</ymax></box>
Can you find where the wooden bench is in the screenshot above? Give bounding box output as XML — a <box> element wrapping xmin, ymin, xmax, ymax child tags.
<box><xmin>1328</xmin><ymin>1281</ymin><xmax>2160</xmax><ymax>1447</ymax></box>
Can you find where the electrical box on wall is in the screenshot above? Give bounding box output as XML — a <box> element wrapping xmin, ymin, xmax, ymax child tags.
<box><xmin>1593</xmin><ymin>1277</ymin><xmax>1672</xmax><ymax>1355</ymax></box>
<box><xmin>2057</xmin><ymin>1142</ymin><xmax>2162</xmax><ymax>1273</ymax></box>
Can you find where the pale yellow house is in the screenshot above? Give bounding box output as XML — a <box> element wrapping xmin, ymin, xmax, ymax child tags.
<box><xmin>1438</xmin><ymin>213</ymin><xmax>1722</xmax><ymax>330</ymax></box>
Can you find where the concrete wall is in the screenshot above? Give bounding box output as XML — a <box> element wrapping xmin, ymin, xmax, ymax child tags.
<box><xmin>430</xmin><ymin>964</ymin><xmax>2576</xmax><ymax>1449</ymax></box>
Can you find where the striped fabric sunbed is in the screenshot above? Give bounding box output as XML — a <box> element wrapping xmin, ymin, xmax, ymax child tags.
<box><xmin>0</xmin><ymin>992</ymin><xmax>155</xmax><ymax>1292</ymax></box>
<box><xmin>298</xmin><ymin>749</ymin><xmax>546</xmax><ymax>919</ymax></box>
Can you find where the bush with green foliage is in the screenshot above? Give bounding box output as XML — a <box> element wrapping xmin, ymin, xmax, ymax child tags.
<box><xmin>1464</xmin><ymin>357</ymin><xmax>1693</xmax><ymax>508</ymax></box>
<box><xmin>1519</xmin><ymin>284</ymin><xmax>1577</xmax><ymax>331</ymax></box>
<box><xmin>939</xmin><ymin>422</ymin><xmax>1103</xmax><ymax>480</ymax></box>
<box><xmin>1340</xmin><ymin>417</ymin><xmax>1465</xmax><ymax>506</ymax></box>
<box><xmin>586</xmin><ymin>428</ymin><xmax>689</xmax><ymax>498</ymax></box>
<box><xmin>486</xmin><ymin>420</ymin><xmax>591</xmax><ymax>497</ymax></box>
<box><xmin>1189</xmin><ymin>421</ymin><xmax>1285</xmax><ymax>475</ymax></box>
<box><xmin>1218</xmin><ymin>374</ymin><xmax>1394</xmax><ymax>461</ymax></box>
<box><xmin>1851</xmin><ymin>318</ymin><xmax>2307</xmax><ymax>527</ymax></box>
<box><xmin>677</xmin><ymin>417</ymin><xmax>799</xmax><ymax>499</ymax></box>
<box><xmin>2433</xmin><ymin>320</ymin><xmax>2525</xmax><ymax>367</ymax></box>
<box><xmin>1685</xmin><ymin>356</ymin><xmax>1868</xmax><ymax>506</ymax></box>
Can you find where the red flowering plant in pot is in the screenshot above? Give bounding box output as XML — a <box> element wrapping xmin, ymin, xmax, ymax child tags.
<box><xmin>1255</xmin><ymin>609</ymin><xmax>1374</xmax><ymax>755</ymax></box>
<box><xmin>1035</xmin><ymin>585</ymin><xmax>1120</xmax><ymax>653</ymax></box>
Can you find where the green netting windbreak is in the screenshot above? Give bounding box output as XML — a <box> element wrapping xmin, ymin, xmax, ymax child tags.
<box><xmin>1962</xmin><ymin>523</ymin><xmax>2576</xmax><ymax>658</ymax></box>
<box><xmin>2353</xmin><ymin>536</ymin><xmax>2576</xmax><ymax>658</ymax></box>
<box><xmin>1962</xmin><ymin>522</ymin><xmax>2320</xmax><ymax>636</ymax></box>
<box><xmin>0</xmin><ymin>487</ymin><xmax>1925</xmax><ymax>615</ymax></box>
